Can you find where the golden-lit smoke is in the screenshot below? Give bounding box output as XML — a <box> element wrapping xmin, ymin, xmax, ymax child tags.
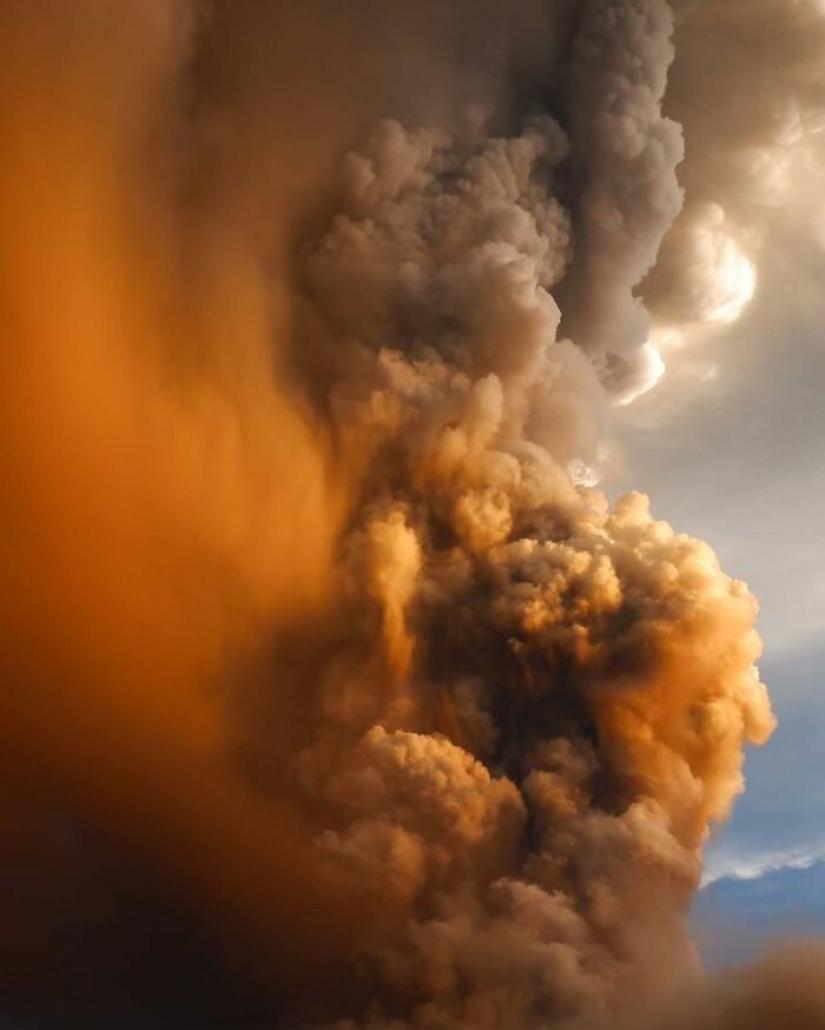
<box><xmin>638</xmin><ymin>944</ymin><xmax>825</xmax><ymax>1030</ymax></box>
<box><xmin>292</xmin><ymin>113</ymin><xmax>774</xmax><ymax>1016</ymax></box>
<box><xmin>1</xmin><ymin>0</ymin><xmax>818</xmax><ymax>1027</ymax></box>
<box><xmin>0</xmin><ymin>1</ymin><xmax>353</xmax><ymax>1011</ymax></box>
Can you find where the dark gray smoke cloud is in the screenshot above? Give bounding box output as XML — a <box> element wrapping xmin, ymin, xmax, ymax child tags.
<box><xmin>560</xmin><ymin>0</ymin><xmax>685</xmax><ymax>399</ymax></box>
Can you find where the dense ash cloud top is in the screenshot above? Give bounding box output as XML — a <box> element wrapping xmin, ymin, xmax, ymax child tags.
<box><xmin>2</xmin><ymin>0</ymin><xmax>819</xmax><ymax>1027</ymax></box>
<box><xmin>560</xmin><ymin>0</ymin><xmax>684</xmax><ymax>398</ymax></box>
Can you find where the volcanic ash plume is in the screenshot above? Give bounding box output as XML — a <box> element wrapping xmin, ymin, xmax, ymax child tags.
<box><xmin>0</xmin><ymin>0</ymin><xmax>789</xmax><ymax>1027</ymax></box>
<box><xmin>291</xmin><ymin>103</ymin><xmax>774</xmax><ymax>1027</ymax></box>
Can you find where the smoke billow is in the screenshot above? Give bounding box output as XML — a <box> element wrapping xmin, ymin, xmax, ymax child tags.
<box><xmin>0</xmin><ymin>0</ymin><xmax>818</xmax><ymax>1027</ymax></box>
<box><xmin>640</xmin><ymin>0</ymin><xmax>825</xmax><ymax>364</ymax></box>
<box><xmin>291</xmin><ymin>108</ymin><xmax>772</xmax><ymax>1028</ymax></box>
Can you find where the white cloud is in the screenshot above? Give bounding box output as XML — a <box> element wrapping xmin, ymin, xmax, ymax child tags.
<box><xmin>702</xmin><ymin>840</ymin><xmax>825</xmax><ymax>887</ymax></box>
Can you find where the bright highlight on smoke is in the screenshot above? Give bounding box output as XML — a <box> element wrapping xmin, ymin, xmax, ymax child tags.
<box><xmin>614</xmin><ymin>342</ymin><xmax>667</xmax><ymax>406</ymax></box>
<box><xmin>0</xmin><ymin>0</ymin><xmax>823</xmax><ymax>1027</ymax></box>
<box><xmin>644</xmin><ymin>202</ymin><xmax>758</xmax><ymax>338</ymax></box>
<box><xmin>706</xmin><ymin>240</ymin><xmax>756</xmax><ymax>326</ymax></box>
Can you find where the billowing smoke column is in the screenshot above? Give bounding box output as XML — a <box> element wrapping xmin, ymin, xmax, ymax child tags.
<box><xmin>560</xmin><ymin>0</ymin><xmax>684</xmax><ymax>399</ymax></box>
<box><xmin>1</xmin><ymin>0</ymin><xmax>817</xmax><ymax>1026</ymax></box>
<box><xmin>292</xmin><ymin>81</ymin><xmax>773</xmax><ymax>1027</ymax></box>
